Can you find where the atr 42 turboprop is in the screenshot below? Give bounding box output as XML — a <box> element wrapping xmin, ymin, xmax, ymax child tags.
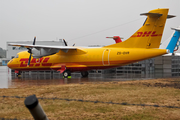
<box><xmin>7</xmin><ymin>8</ymin><xmax>175</xmax><ymax>78</ymax></box>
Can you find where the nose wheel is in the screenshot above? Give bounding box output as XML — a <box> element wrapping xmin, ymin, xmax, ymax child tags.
<box><xmin>15</xmin><ymin>70</ymin><xmax>22</xmax><ymax>77</ymax></box>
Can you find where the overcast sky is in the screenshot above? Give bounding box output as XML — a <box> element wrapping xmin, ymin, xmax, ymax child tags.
<box><xmin>0</xmin><ymin>0</ymin><xmax>180</xmax><ymax>49</ymax></box>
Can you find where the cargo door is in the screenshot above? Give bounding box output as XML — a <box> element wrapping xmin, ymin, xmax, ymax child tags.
<box><xmin>102</xmin><ymin>49</ymin><xmax>110</xmax><ymax>66</ymax></box>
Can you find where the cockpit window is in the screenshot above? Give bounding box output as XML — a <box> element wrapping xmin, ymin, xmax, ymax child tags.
<box><xmin>15</xmin><ymin>54</ymin><xmax>19</xmax><ymax>58</ymax></box>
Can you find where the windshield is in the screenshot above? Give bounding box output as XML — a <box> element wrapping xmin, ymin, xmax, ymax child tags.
<box><xmin>15</xmin><ymin>54</ymin><xmax>19</xmax><ymax>58</ymax></box>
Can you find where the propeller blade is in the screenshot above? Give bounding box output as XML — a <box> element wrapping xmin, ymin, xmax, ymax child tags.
<box><xmin>27</xmin><ymin>36</ymin><xmax>36</xmax><ymax>66</ymax></box>
<box><xmin>33</xmin><ymin>36</ymin><xmax>36</xmax><ymax>45</ymax></box>
<box><xmin>27</xmin><ymin>54</ymin><xmax>32</xmax><ymax>66</ymax></box>
<box><xmin>27</xmin><ymin>48</ymin><xmax>31</xmax><ymax>54</ymax></box>
<box><xmin>63</xmin><ymin>39</ymin><xmax>68</xmax><ymax>46</ymax></box>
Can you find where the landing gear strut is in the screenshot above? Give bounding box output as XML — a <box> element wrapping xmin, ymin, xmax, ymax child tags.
<box><xmin>81</xmin><ymin>71</ymin><xmax>89</xmax><ymax>78</ymax></box>
<box><xmin>63</xmin><ymin>70</ymin><xmax>71</xmax><ymax>78</ymax></box>
<box><xmin>15</xmin><ymin>70</ymin><xmax>21</xmax><ymax>77</ymax></box>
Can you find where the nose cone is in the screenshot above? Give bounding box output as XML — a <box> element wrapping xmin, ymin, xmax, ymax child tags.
<box><xmin>7</xmin><ymin>60</ymin><xmax>13</xmax><ymax>69</ymax></box>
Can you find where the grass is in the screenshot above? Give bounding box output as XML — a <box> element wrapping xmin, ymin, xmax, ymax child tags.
<box><xmin>0</xmin><ymin>78</ymin><xmax>180</xmax><ymax>119</ymax></box>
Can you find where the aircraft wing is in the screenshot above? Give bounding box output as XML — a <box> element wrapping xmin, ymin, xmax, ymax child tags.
<box><xmin>8</xmin><ymin>43</ymin><xmax>86</xmax><ymax>58</ymax></box>
<box><xmin>8</xmin><ymin>43</ymin><xmax>78</xmax><ymax>50</ymax></box>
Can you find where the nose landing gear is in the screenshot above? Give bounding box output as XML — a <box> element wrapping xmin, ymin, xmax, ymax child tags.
<box><xmin>15</xmin><ymin>70</ymin><xmax>22</xmax><ymax>77</ymax></box>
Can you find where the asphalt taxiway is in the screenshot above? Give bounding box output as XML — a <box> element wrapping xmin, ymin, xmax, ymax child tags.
<box><xmin>0</xmin><ymin>66</ymin><xmax>152</xmax><ymax>88</ymax></box>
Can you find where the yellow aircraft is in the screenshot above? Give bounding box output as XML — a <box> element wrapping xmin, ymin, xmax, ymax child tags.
<box><xmin>7</xmin><ymin>8</ymin><xmax>175</xmax><ymax>78</ymax></box>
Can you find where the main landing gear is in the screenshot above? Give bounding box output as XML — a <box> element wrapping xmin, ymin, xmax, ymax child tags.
<box><xmin>62</xmin><ymin>70</ymin><xmax>89</xmax><ymax>78</ymax></box>
<box><xmin>81</xmin><ymin>71</ymin><xmax>89</xmax><ymax>78</ymax></box>
<box><xmin>63</xmin><ymin>70</ymin><xmax>71</xmax><ymax>78</ymax></box>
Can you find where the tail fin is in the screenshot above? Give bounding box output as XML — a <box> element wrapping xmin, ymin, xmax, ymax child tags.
<box><xmin>166</xmin><ymin>27</ymin><xmax>180</xmax><ymax>53</ymax></box>
<box><xmin>105</xmin><ymin>8</ymin><xmax>175</xmax><ymax>48</ymax></box>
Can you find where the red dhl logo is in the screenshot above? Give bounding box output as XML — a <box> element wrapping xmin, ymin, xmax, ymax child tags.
<box><xmin>20</xmin><ymin>57</ymin><xmax>52</xmax><ymax>67</ymax></box>
<box><xmin>131</xmin><ymin>31</ymin><xmax>162</xmax><ymax>37</ymax></box>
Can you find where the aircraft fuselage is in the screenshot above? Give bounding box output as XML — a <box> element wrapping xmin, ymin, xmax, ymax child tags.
<box><xmin>7</xmin><ymin>47</ymin><xmax>168</xmax><ymax>72</ymax></box>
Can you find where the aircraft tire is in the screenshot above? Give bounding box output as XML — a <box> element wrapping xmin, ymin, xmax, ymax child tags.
<box><xmin>16</xmin><ymin>71</ymin><xmax>22</xmax><ymax>77</ymax></box>
<box><xmin>63</xmin><ymin>70</ymin><xmax>71</xmax><ymax>78</ymax></box>
<box><xmin>81</xmin><ymin>71</ymin><xmax>89</xmax><ymax>78</ymax></box>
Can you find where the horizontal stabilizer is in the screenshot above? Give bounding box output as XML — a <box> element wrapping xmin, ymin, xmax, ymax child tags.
<box><xmin>171</xmin><ymin>27</ymin><xmax>180</xmax><ymax>31</ymax></box>
<box><xmin>167</xmin><ymin>15</ymin><xmax>176</xmax><ymax>19</ymax></box>
<box><xmin>140</xmin><ymin>13</ymin><xmax>162</xmax><ymax>17</ymax></box>
<box><xmin>141</xmin><ymin>13</ymin><xmax>175</xmax><ymax>19</ymax></box>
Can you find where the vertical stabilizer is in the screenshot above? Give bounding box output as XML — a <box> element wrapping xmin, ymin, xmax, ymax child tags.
<box><xmin>166</xmin><ymin>27</ymin><xmax>180</xmax><ymax>53</ymax></box>
<box><xmin>105</xmin><ymin>8</ymin><xmax>175</xmax><ymax>48</ymax></box>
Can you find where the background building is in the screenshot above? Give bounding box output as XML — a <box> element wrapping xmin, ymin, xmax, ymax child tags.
<box><xmin>0</xmin><ymin>47</ymin><xmax>7</xmax><ymax>65</ymax></box>
<box><xmin>0</xmin><ymin>48</ymin><xmax>6</xmax><ymax>58</ymax></box>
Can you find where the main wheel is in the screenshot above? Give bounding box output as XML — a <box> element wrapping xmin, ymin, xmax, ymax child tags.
<box><xmin>81</xmin><ymin>71</ymin><xmax>89</xmax><ymax>78</ymax></box>
<box><xmin>63</xmin><ymin>70</ymin><xmax>71</xmax><ymax>78</ymax></box>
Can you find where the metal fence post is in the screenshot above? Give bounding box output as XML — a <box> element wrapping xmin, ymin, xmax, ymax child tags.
<box><xmin>24</xmin><ymin>95</ymin><xmax>49</xmax><ymax>120</ymax></box>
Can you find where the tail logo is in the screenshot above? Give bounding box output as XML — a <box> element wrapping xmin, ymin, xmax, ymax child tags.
<box><xmin>131</xmin><ymin>31</ymin><xmax>162</xmax><ymax>37</ymax></box>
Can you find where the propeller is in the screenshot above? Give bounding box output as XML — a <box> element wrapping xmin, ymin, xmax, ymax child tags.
<box><xmin>27</xmin><ymin>36</ymin><xmax>36</xmax><ymax>66</ymax></box>
<box><xmin>63</xmin><ymin>39</ymin><xmax>75</xmax><ymax>46</ymax></box>
<box><xmin>63</xmin><ymin>39</ymin><xmax>67</xmax><ymax>46</ymax></box>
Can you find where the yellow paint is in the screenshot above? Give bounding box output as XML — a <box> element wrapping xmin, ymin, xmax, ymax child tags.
<box><xmin>105</xmin><ymin>8</ymin><xmax>168</xmax><ymax>48</ymax></box>
<box><xmin>7</xmin><ymin>8</ymin><xmax>170</xmax><ymax>72</ymax></box>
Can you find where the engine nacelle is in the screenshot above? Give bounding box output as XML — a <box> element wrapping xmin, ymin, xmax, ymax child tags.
<box><xmin>32</xmin><ymin>48</ymin><xmax>59</xmax><ymax>58</ymax></box>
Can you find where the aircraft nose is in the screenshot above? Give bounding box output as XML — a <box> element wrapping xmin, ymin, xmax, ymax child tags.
<box><xmin>7</xmin><ymin>60</ymin><xmax>13</xmax><ymax>68</ymax></box>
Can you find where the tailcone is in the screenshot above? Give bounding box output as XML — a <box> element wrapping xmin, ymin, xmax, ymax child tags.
<box><xmin>143</xmin><ymin>49</ymin><xmax>168</xmax><ymax>60</ymax></box>
<box><xmin>166</xmin><ymin>49</ymin><xmax>170</xmax><ymax>54</ymax></box>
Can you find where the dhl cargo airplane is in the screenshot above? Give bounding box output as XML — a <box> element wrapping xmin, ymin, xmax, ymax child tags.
<box><xmin>7</xmin><ymin>8</ymin><xmax>175</xmax><ymax>78</ymax></box>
